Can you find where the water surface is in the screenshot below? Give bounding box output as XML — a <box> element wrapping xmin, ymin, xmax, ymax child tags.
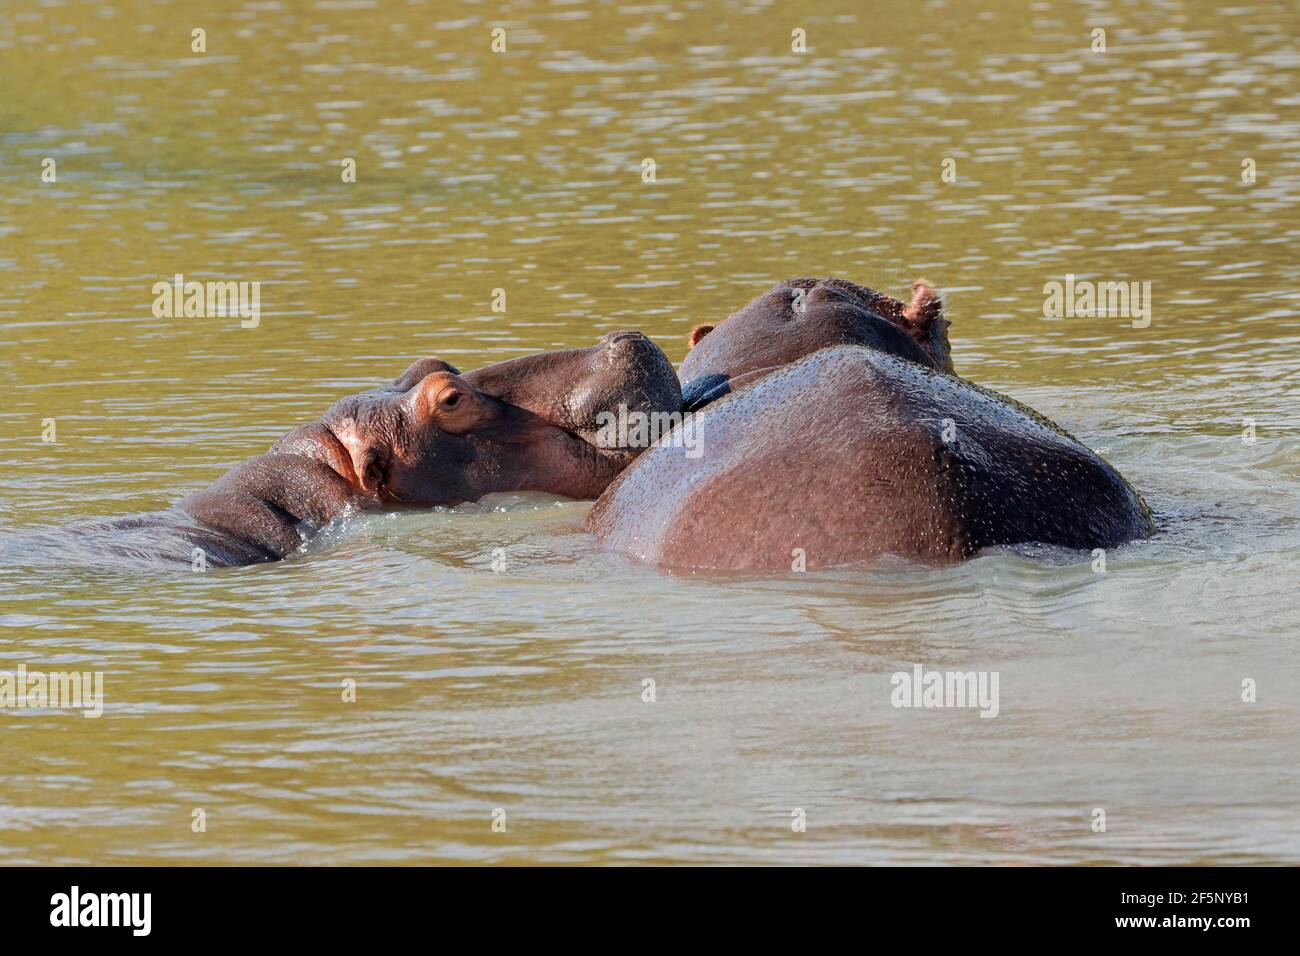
<box><xmin>1</xmin><ymin>0</ymin><xmax>1298</xmax><ymax>864</ymax></box>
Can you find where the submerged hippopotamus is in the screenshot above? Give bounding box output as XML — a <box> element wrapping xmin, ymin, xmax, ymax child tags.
<box><xmin>103</xmin><ymin>331</ymin><xmax>680</xmax><ymax>567</ymax></box>
<box><xmin>585</xmin><ymin>278</ymin><xmax>1153</xmax><ymax>571</ymax></box>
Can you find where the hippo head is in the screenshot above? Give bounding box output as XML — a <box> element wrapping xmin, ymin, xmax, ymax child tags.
<box><xmin>302</xmin><ymin>331</ymin><xmax>681</xmax><ymax>508</ymax></box>
<box><xmin>678</xmin><ymin>277</ymin><xmax>952</xmax><ymax>411</ymax></box>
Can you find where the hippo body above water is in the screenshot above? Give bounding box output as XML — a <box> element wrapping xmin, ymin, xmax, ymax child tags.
<box><xmin>88</xmin><ymin>331</ymin><xmax>681</xmax><ymax>568</ymax></box>
<box><xmin>585</xmin><ymin>277</ymin><xmax>1153</xmax><ymax>572</ymax></box>
<box><xmin>587</xmin><ymin>344</ymin><xmax>1153</xmax><ymax>570</ymax></box>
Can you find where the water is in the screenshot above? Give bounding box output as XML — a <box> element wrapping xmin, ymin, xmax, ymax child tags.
<box><xmin>1</xmin><ymin>0</ymin><xmax>1298</xmax><ymax>864</ymax></box>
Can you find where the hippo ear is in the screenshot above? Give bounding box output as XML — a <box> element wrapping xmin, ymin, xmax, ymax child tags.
<box><xmin>687</xmin><ymin>324</ymin><xmax>714</xmax><ymax>349</ymax></box>
<box><xmin>899</xmin><ymin>280</ymin><xmax>953</xmax><ymax>373</ymax></box>
<box><xmin>901</xmin><ymin>280</ymin><xmax>942</xmax><ymax>329</ymax></box>
<box><xmin>353</xmin><ymin>447</ymin><xmax>387</xmax><ymax>493</ymax></box>
<box><xmin>330</xmin><ymin>423</ymin><xmax>388</xmax><ymax>493</ymax></box>
<box><xmin>393</xmin><ymin>358</ymin><xmax>462</xmax><ymax>391</ymax></box>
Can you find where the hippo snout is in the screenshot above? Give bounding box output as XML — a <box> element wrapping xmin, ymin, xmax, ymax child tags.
<box><xmin>556</xmin><ymin>331</ymin><xmax>684</xmax><ymax>443</ymax></box>
<box><xmin>601</xmin><ymin>332</ymin><xmax>682</xmax><ymax>409</ymax></box>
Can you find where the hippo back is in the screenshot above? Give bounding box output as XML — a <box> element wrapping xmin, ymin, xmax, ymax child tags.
<box><xmin>586</xmin><ymin>346</ymin><xmax>1153</xmax><ymax>571</ymax></box>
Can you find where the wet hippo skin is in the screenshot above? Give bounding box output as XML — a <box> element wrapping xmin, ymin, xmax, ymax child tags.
<box><xmin>586</xmin><ymin>279</ymin><xmax>1153</xmax><ymax>571</ymax></box>
<box><xmin>678</xmin><ymin>275</ymin><xmax>952</xmax><ymax>411</ymax></box>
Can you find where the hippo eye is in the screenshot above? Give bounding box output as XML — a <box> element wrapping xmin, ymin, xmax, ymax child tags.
<box><xmin>440</xmin><ymin>390</ymin><xmax>462</xmax><ymax>409</ymax></box>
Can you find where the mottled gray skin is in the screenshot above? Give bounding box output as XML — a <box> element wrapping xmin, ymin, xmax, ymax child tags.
<box><xmin>110</xmin><ymin>332</ymin><xmax>681</xmax><ymax>567</ymax></box>
<box><xmin>586</xmin><ymin>278</ymin><xmax>1153</xmax><ymax>571</ymax></box>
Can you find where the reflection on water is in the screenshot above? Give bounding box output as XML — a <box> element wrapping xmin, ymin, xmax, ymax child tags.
<box><xmin>1</xmin><ymin>0</ymin><xmax>1298</xmax><ymax>863</ymax></box>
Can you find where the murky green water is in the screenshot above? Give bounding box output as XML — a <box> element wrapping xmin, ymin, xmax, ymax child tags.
<box><xmin>1</xmin><ymin>0</ymin><xmax>1298</xmax><ymax>864</ymax></box>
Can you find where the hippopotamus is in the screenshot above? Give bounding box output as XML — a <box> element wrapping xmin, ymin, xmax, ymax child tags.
<box><xmin>585</xmin><ymin>278</ymin><xmax>1154</xmax><ymax>571</ymax></box>
<box><xmin>96</xmin><ymin>331</ymin><xmax>680</xmax><ymax>567</ymax></box>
